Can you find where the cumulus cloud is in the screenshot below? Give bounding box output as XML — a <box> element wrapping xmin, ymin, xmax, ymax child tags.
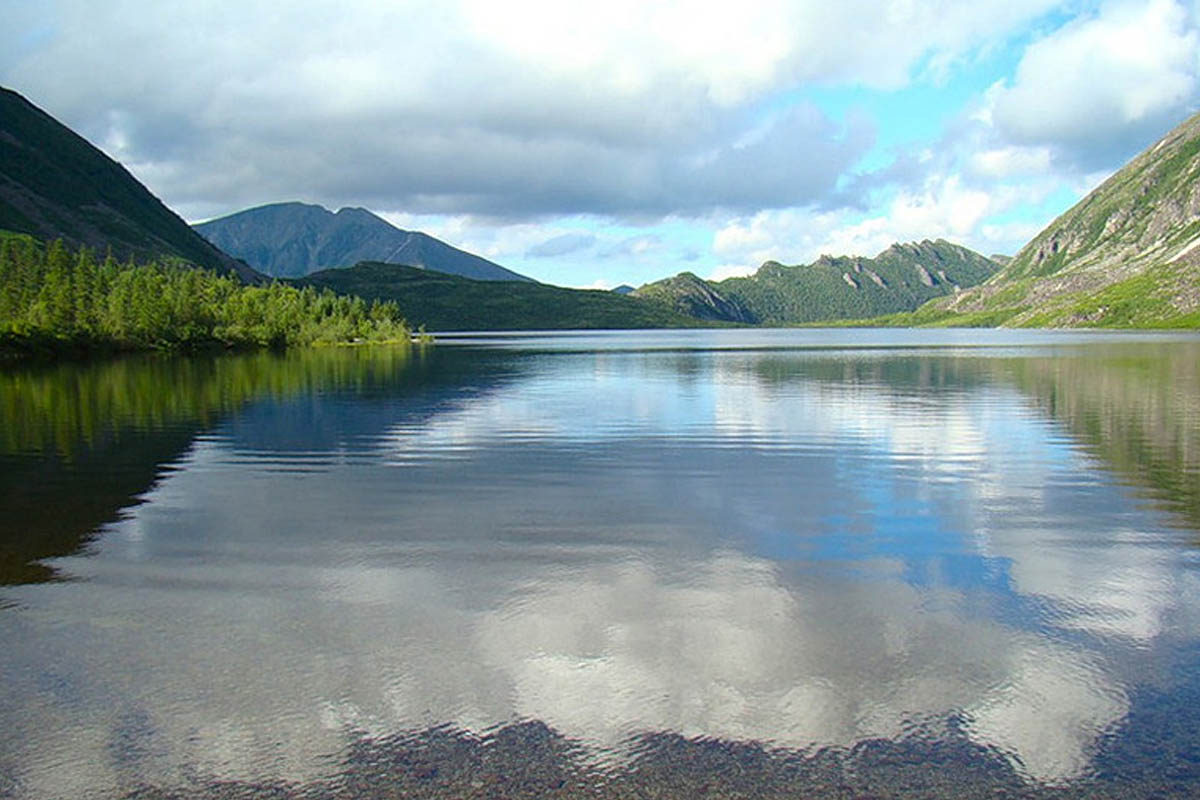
<box><xmin>1</xmin><ymin>0</ymin><xmax>1066</xmax><ymax>222</ymax></box>
<box><xmin>9</xmin><ymin>0</ymin><xmax>1199</xmax><ymax>284</ymax></box>
<box><xmin>986</xmin><ymin>0</ymin><xmax>1200</xmax><ymax>167</ymax></box>
<box><xmin>968</xmin><ymin>145</ymin><xmax>1054</xmax><ymax>179</ymax></box>
<box><xmin>712</xmin><ymin>174</ymin><xmax>996</xmax><ymax>268</ymax></box>
<box><xmin>707</xmin><ymin>154</ymin><xmax>1091</xmax><ymax>271</ymax></box>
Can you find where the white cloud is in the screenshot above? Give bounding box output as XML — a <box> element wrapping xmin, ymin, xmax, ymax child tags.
<box><xmin>896</xmin><ymin>175</ymin><xmax>992</xmax><ymax>235</ymax></box>
<box><xmin>10</xmin><ymin>0</ymin><xmax>1198</xmax><ymax>285</ymax></box>
<box><xmin>713</xmin><ymin>214</ymin><xmax>784</xmax><ymax>262</ymax></box>
<box><xmin>459</xmin><ymin>0</ymin><xmax>799</xmax><ymax>106</ymax></box>
<box><xmin>711</xmin><ymin>173</ymin><xmax>1031</xmax><ymax>271</ymax></box>
<box><xmin>969</xmin><ymin>145</ymin><xmax>1054</xmax><ymax>178</ymax></box>
<box><xmin>987</xmin><ymin>0</ymin><xmax>1200</xmax><ymax>163</ymax></box>
<box><xmin>457</xmin><ymin>0</ymin><xmax>1069</xmax><ymax>102</ymax></box>
<box><xmin>1</xmin><ymin>0</ymin><xmax>1067</xmax><ymax>221</ymax></box>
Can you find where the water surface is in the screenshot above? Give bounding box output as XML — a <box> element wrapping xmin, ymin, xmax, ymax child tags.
<box><xmin>2</xmin><ymin>329</ymin><xmax>1200</xmax><ymax>799</ymax></box>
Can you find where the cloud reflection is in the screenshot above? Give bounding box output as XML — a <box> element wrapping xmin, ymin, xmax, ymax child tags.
<box><xmin>2</xmin><ymin>345</ymin><xmax>1196</xmax><ymax>796</ymax></box>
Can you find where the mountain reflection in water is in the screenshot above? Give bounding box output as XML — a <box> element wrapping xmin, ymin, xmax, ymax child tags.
<box><xmin>1</xmin><ymin>330</ymin><xmax>1199</xmax><ymax>799</ymax></box>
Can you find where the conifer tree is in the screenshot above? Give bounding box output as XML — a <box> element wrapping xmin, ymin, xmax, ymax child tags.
<box><xmin>0</xmin><ymin>236</ymin><xmax>413</xmax><ymax>355</ymax></box>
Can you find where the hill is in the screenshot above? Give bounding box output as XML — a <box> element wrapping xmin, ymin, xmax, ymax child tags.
<box><xmin>910</xmin><ymin>111</ymin><xmax>1200</xmax><ymax>327</ymax></box>
<box><xmin>195</xmin><ymin>202</ymin><xmax>532</xmax><ymax>282</ymax></box>
<box><xmin>634</xmin><ymin>272</ymin><xmax>757</xmax><ymax>322</ymax></box>
<box><xmin>0</xmin><ymin>87</ymin><xmax>257</xmax><ymax>281</ymax></box>
<box><xmin>635</xmin><ymin>240</ymin><xmax>999</xmax><ymax>324</ymax></box>
<box><xmin>298</xmin><ymin>261</ymin><xmax>706</xmax><ymax>331</ymax></box>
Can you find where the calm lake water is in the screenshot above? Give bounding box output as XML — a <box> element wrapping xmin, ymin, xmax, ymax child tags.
<box><xmin>3</xmin><ymin>328</ymin><xmax>1200</xmax><ymax>799</ymax></box>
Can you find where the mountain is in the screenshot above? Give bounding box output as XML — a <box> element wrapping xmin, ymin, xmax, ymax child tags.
<box><xmin>915</xmin><ymin>111</ymin><xmax>1200</xmax><ymax>328</ymax></box>
<box><xmin>0</xmin><ymin>87</ymin><xmax>257</xmax><ymax>281</ymax></box>
<box><xmin>298</xmin><ymin>262</ymin><xmax>705</xmax><ymax>331</ymax></box>
<box><xmin>195</xmin><ymin>202</ymin><xmax>533</xmax><ymax>282</ymax></box>
<box><xmin>635</xmin><ymin>240</ymin><xmax>1000</xmax><ymax>324</ymax></box>
<box><xmin>634</xmin><ymin>272</ymin><xmax>757</xmax><ymax>322</ymax></box>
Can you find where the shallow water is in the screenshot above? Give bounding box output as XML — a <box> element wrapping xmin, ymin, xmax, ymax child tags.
<box><xmin>2</xmin><ymin>329</ymin><xmax>1200</xmax><ymax>799</ymax></box>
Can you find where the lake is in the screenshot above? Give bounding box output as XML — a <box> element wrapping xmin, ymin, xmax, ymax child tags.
<box><xmin>2</xmin><ymin>328</ymin><xmax>1200</xmax><ymax>799</ymax></box>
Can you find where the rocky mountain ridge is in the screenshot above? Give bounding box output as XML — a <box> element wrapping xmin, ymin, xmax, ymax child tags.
<box><xmin>636</xmin><ymin>239</ymin><xmax>1000</xmax><ymax>324</ymax></box>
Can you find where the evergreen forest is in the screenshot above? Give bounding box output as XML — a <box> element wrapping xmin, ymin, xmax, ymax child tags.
<box><xmin>0</xmin><ymin>234</ymin><xmax>415</xmax><ymax>356</ymax></box>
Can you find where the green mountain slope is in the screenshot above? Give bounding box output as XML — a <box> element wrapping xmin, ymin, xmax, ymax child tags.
<box><xmin>298</xmin><ymin>261</ymin><xmax>706</xmax><ymax>330</ymax></box>
<box><xmin>917</xmin><ymin>111</ymin><xmax>1200</xmax><ymax>328</ymax></box>
<box><xmin>635</xmin><ymin>240</ymin><xmax>999</xmax><ymax>324</ymax></box>
<box><xmin>0</xmin><ymin>87</ymin><xmax>257</xmax><ymax>281</ymax></box>
<box><xmin>195</xmin><ymin>202</ymin><xmax>532</xmax><ymax>282</ymax></box>
<box><xmin>634</xmin><ymin>271</ymin><xmax>757</xmax><ymax>322</ymax></box>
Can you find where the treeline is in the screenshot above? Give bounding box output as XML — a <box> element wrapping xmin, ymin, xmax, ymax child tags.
<box><xmin>0</xmin><ymin>235</ymin><xmax>415</xmax><ymax>355</ymax></box>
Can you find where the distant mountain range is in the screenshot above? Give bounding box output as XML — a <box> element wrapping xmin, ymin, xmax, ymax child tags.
<box><xmin>195</xmin><ymin>202</ymin><xmax>533</xmax><ymax>282</ymax></box>
<box><xmin>0</xmin><ymin>87</ymin><xmax>258</xmax><ymax>281</ymax></box>
<box><xmin>298</xmin><ymin>261</ymin><xmax>702</xmax><ymax>331</ymax></box>
<box><xmin>635</xmin><ymin>240</ymin><xmax>1000</xmax><ymax>324</ymax></box>
<box><xmin>4</xmin><ymin>82</ymin><xmax>1197</xmax><ymax>332</ymax></box>
<box><xmin>904</xmin><ymin>110</ymin><xmax>1200</xmax><ymax>328</ymax></box>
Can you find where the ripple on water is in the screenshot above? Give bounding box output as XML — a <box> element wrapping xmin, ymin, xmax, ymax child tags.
<box><xmin>3</xmin><ymin>332</ymin><xmax>1200</xmax><ymax>798</ymax></box>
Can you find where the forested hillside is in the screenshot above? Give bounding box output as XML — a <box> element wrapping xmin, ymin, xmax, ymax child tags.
<box><xmin>635</xmin><ymin>240</ymin><xmax>999</xmax><ymax>324</ymax></box>
<box><xmin>0</xmin><ymin>235</ymin><xmax>412</xmax><ymax>356</ymax></box>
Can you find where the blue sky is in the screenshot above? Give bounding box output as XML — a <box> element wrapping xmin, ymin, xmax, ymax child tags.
<box><xmin>3</xmin><ymin>0</ymin><xmax>1199</xmax><ymax>287</ymax></box>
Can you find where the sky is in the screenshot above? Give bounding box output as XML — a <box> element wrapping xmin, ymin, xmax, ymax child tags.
<box><xmin>3</xmin><ymin>0</ymin><xmax>1200</xmax><ymax>288</ymax></box>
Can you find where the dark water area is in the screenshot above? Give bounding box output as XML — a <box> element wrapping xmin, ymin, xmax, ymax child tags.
<box><xmin>2</xmin><ymin>329</ymin><xmax>1200</xmax><ymax>799</ymax></box>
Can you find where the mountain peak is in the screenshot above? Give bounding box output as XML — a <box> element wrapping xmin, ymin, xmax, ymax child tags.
<box><xmin>637</xmin><ymin>239</ymin><xmax>998</xmax><ymax>325</ymax></box>
<box><xmin>195</xmin><ymin>201</ymin><xmax>532</xmax><ymax>282</ymax></box>
<box><xmin>333</xmin><ymin>205</ymin><xmax>383</xmax><ymax>221</ymax></box>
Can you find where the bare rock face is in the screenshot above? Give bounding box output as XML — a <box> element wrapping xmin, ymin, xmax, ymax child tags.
<box><xmin>843</xmin><ymin>272</ymin><xmax>859</xmax><ymax>289</ymax></box>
